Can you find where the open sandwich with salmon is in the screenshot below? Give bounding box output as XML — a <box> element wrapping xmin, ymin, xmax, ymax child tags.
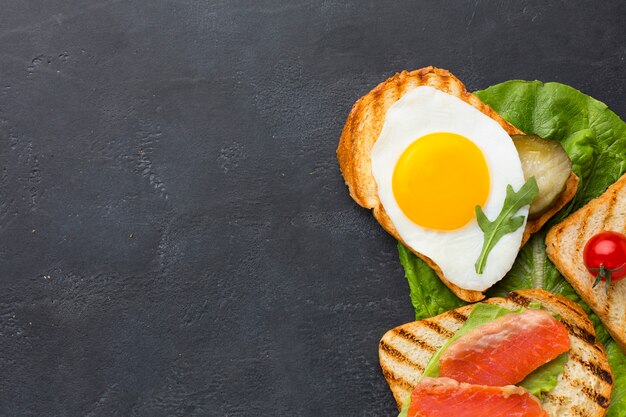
<box><xmin>380</xmin><ymin>289</ymin><xmax>613</xmax><ymax>417</ymax></box>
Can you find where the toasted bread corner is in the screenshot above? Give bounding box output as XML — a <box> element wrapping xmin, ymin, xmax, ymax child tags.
<box><xmin>546</xmin><ymin>172</ymin><xmax>626</xmax><ymax>352</ymax></box>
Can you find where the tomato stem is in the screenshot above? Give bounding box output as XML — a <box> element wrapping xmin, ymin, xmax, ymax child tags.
<box><xmin>589</xmin><ymin>263</ymin><xmax>626</xmax><ymax>293</ymax></box>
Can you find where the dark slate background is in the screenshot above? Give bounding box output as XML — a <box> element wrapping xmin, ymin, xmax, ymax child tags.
<box><xmin>0</xmin><ymin>1</ymin><xmax>624</xmax><ymax>416</ymax></box>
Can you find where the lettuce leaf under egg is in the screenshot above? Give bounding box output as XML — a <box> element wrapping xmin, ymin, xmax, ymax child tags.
<box><xmin>398</xmin><ymin>243</ymin><xmax>466</xmax><ymax>320</ymax></box>
<box><xmin>398</xmin><ymin>80</ymin><xmax>626</xmax><ymax>416</ymax></box>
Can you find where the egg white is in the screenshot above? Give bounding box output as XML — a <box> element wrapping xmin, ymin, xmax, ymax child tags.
<box><xmin>371</xmin><ymin>86</ymin><xmax>528</xmax><ymax>291</ymax></box>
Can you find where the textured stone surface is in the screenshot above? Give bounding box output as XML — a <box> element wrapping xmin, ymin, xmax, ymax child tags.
<box><xmin>0</xmin><ymin>1</ymin><xmax>624</xmax><ymax>416</ymax></box>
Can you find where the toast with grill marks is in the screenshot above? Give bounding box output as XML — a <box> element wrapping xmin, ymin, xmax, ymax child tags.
<box><xmin>547</xmin><ymin>173</ymin><xmax>626</xmax><ymax>352</ymax></box>
<box><xmin>337</xmin><ymin>66</ymin><xmax>578</xmax><ymax>302</ymax></box>
<box><xmin>379</xmin><ymin>289</ymin><xmax>613</xmax><ymax>417</ymax></box>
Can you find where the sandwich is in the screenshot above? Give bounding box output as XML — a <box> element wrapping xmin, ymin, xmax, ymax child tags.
<box><xmin>380</xmin><ymin>289</ymin><xmax>613</xmax><ymax>417</ymax></box>
<box><xmin>337</xmin><ymin>67</ymin><xmax>578</xmax><ymax>302</ymax></box>
<box><xmin>547</xmin><ymin>173</ymin><xmax>626</xmax><ymax>352</ymax></box>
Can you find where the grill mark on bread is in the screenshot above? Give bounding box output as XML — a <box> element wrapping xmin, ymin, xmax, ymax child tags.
<box><xmin>552</xmin><ymin>225</ymin><xmax>565</xmax><ymax>243</ymax></box>
<box><xmin>381</xmin><ymin>367</ymin><xmax>415</xmax><ymax>392</ymax></box>
<box><xmin>449</xmin><ymin>310</ymin><xmax>468</xmax><ymax>323</ymax></box>
<box><xmin>556</xmin><ymin>225</ymin><xmax>564</xmax><ymax>237</ymax></box>
<box><xmin>561</xmin><ymin>369</ymin><xmax>572</xmax><ymax>382</ymax></box>
<box><xmin>369</xmin><ymin>89</ymin><xmax>384</xmax><ymax>154</ymax></box>
<box><xmin>564</xmin><ymin>369</ymin><xmax>611</xmax><ymax>408</ymax></box>
<box><xmin>602</xmin><ymin>185</ymin><xmax>620</xmax><ymax>224</ymax></box>
<box><xmin>371</xmin><ymin>88</ymin><xmax>383</xmax><ymax>118</ymax></box>
<box><xmin>580</xmin><ymin>385</ymin><xmax>611</xmax><ymax>408</ymax></box>
<box><xmin>396</xmin><ymin>72</ymin><xmax>407</xmax><ymax>97</ymax></box>
<box><xmin>382</xmin><ymin>77</ymin><xmax>399</xmax><ymax>121</ymax></box>
<box><xmin>379</xmin><ymin>340</ymin><xmax>425</xmax><ymax>372</ymax></box>
<box><xmin>571</xmin><ymin>405</ymin><xmax>589</xmax><ymax>417</ymax></box>
<box><xmin>561</xmin><ymin>321</ymin><xmax>597</xmax><ymax>345</ymax></box>
<box><xmin>392</xmin><ymin>74</ymin><xmax>402</xmax><ymax>99</ymax></box>
<box><xmin>570</xmin><ymin>353</ymin><xmax>613</xmax><ymax>384</ymax></box>
<box><xmin>574</xmin><ymin>208</ymin><xmax>591</xmax><ymax>254</ymax></box>
<box><xmin>393</xmin><ymin>328</ymin><xmax>437</xmax><ymax>353</ymax></box>
<box><xmin>421</xmin><ymin>319</ymin><xmax>454</xmax><ymax>337</ymax></box>
<box><xmin>507</xmin><ymin>291</ymin><xmax>531</xmax><ymax>307</ymax></box>
<box><xmin>554</xmin><ymin>298</ymin><xmax>587</xmax><ymax>320</ymax></box>
<box><xmin>543</xmin><ymin>391</ymin><xmax>565</xmax><ymax>405</ymax></box>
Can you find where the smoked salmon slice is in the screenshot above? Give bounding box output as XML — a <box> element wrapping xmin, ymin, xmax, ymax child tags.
<box><xmin>408</xmin><ymin>377</ymin><xmax>548</xmax><ymax>417</ymax></box>
<box><xmin>439</xmin><ymin>309</ymin><xmax>570</xmax><ymax>386</ymax></box>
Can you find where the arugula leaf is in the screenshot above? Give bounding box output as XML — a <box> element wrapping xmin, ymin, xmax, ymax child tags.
<box><xmin>398</xmin><ymin>242</ymin><xmax>466</xmax><ymax>321</ymax></box>
<box><xmin>475</xmin><ymin>178</ymin><xmax>538</xmax><ymax>274</ymax></box>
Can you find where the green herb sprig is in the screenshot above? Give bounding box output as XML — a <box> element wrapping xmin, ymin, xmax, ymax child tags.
<box><xmin>475</xmin><ymin>178</ymin><xmax>539</xmax><ymax>274</ymax></box>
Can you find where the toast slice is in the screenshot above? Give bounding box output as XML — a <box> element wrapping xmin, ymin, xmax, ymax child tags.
<box><xmin>546</xmin><ymin>173</ymin><xmax>626</xmax><ymax>352</ymax></box>
<box><xmin>337</xmin><ymin>67</ymin><xmax>578</xmax><ymax>302</ymax></box>
<box><xmin>379</xmin><ymin>289</ymin><xmax>613</xmax><ymax>417</ymax></box>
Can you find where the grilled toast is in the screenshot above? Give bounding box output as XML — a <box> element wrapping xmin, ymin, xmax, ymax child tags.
<box><xmin>379</xmin><ymin>289</ymin><xmax>613</xmax><ymax>417</ymax></box>
<box><xmin>338</xmin><ymin>67</ymin><xmax>578</xmax><ymax>302</ymax></box>
<box><xmin>546</xmin><ymin>173</ymin><xmax>626</xmax><ymax>352</ymax></box>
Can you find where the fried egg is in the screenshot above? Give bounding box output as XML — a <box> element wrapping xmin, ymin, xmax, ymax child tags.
<box><xmin>371</xmin><ymin>86</ymin><xmax>528</xmax><ymax>291</ymax></box>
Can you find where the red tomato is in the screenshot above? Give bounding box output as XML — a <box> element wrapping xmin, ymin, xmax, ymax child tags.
<box><xmin>583</xmin><ymin>231</ymin><xmax>626</xmax><ymax>289</ymax></box>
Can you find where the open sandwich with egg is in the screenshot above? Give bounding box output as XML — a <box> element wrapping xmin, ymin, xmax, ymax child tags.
<box><xmin>337</xmin><ymin>66</ymin><xmax>578</xmax><ymax>302</ymax></box>
<box><xmin>379</xmin><ymin>289</ymin><xmax>613</xmax><ymax>417</ymax></box>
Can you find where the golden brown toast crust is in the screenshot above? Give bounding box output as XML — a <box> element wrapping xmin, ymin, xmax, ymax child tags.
<box><xmin>379</xmin><ymin>289</ymin><xmax>613</xmax><ymax>417</ymax></box>
<box><xmin>546</xmin><ymin>173</ymin><xmax>626</xmax><ymax>352</ymax></box>
<box><xmin>337</xmin><ymin>67</ymin><xmax>578</xmax><ymax>302</ymax></box>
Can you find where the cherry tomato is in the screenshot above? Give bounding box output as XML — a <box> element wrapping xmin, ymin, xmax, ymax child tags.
<box><xmin>583</xmin><ymin>231</ymin><xmax>626</xmax><ymax>290</ymax></box>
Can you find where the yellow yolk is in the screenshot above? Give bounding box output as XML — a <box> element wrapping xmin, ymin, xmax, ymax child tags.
<box><xmin>392</xmin><ymin>132</ymin><xmax>490</xmax><ymax>230</ymax></box>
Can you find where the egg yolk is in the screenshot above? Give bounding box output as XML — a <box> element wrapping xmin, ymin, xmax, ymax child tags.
<box><xmin>392</xmin><ymin>132</ymin><xmax>490</xmax><ymax>231</ymax></box>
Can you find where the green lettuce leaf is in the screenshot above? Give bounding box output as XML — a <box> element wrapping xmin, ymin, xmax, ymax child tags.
<box><xmin>398</xmin><ymin>242</ymin><xmax>466</xmax><ymax>321</ymax></box>
<box><xmin>399</xmin><ymin>80</ymin><xmax>626</xmax><ymax>416</ymax></box>
<box><xmin>520</xmin><ymin>353</ymin><xmax>569</xmax><ymax>398</ymax></box>
<box><xmin>475</xmin><ymin>81</ymin><xmax>626</xmax><ymax>218</ymax></box>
